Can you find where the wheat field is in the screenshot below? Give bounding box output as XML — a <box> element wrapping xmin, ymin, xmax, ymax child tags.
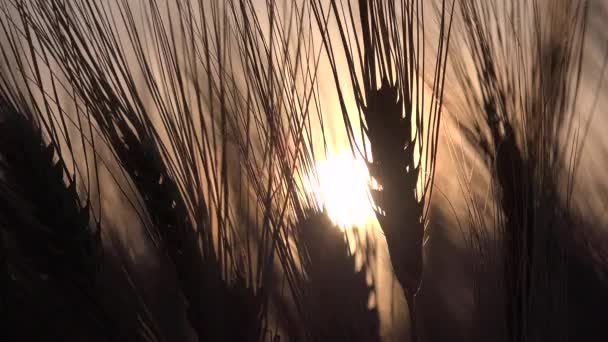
<box><xmin>1</xmin><ymin>0</ymin><xmax>607</xmax><ymax>341</ymax></box>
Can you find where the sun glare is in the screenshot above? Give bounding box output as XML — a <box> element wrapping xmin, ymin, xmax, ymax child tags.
<box><xmin>305</xmin><ymin>152</ymin><xmax>376</xmax><ymax>229</ymax></box>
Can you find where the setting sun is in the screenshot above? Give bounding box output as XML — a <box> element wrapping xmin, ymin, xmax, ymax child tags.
<box><xmin>305</xmin><ymin>152</ymin><xmax>377</xmax><ymax>229</ymax></box>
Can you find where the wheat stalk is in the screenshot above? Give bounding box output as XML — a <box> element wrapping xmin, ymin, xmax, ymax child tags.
<box><xmin>310</xmin><ymin>1</ymin><xmax>454</xmax><ymax>340</ymax></box>
<box><xmin>451</xmin><ymin>0</ymin><xmax>608</xmax><ymax>340</ymax></box>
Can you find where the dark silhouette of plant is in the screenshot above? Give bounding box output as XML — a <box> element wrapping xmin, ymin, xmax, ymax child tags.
<box><xmin>0</xmin><ymin>24</ymin><xmax>159</xmax><ymax>339</ymax></box>
<box><xmin>293</xmin><ymin>210</ymin><xmax>379</xmax><ymax>341</ymax></box>
<box><xmin>224</xmin><ymin>2</ymin><xmax>382</xmax><ymax>339</ymax></box>
<box><xmin>310</xmin><ymin>0</ymin><xmax>454</xmax><ymax>340</ymax></box>
<box><xmin>451</xmin><ymin>0</ymin><xmax>608</xmax><ymax>340</ymax></box>
<box><xmin>0</xmin><ymin>0</ymin><xmax>276</xmax><ymax>340</ymax></box>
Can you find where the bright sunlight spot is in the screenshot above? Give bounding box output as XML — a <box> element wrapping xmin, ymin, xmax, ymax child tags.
<box><xmin>305</xmin><ymin>152</ymin><xmax>377</xmax><ymax>229</ymax></box>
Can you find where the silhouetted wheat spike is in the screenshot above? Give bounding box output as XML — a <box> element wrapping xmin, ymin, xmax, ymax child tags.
<box><xmin>294</xmin><ymin>210</ymin><xmax>380</xmax><ymax>342</ymax></box>
<box><xmin>0</xmin><ymin>5</ymin><xmax>166</xmax><ymax>338</ymax></box>
<box><xmin>107</xmin><ymin>124</ymin><xmax>249</xmax><ymax>342</ymax></box>
<box><xmin>311</xmin><ymin>1</ymin><xmax>454</xmax><ymax>340</ymax></box>
<box><xmin>452</xmin><ymin>0</ymin><xmax>608</xmax><ymax>340</ymax></box>
<box><xmin>222</xmin><ymin>2</ymin><xmax>381</xmax><ymax>339</ymax></box>
<box><xmin>365</xmin><ymin>78</ymin><xmax>423</xmax><ymax>298</ymax></box>
<box><xmin>0</xmin><ymin>101</ymin><xmax>121</xmax><ymax>341</ymax></box>
<box><xmin>0</xmin><ymin>110</ymin><xmax>99</xmax><ymax>280</ymax></box>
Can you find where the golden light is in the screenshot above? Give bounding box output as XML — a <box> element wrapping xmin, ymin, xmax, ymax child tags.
<box><xmin>305</xmin><ymin>151</ymin><xmax>377</xmax><ymax>229</ymax></box>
